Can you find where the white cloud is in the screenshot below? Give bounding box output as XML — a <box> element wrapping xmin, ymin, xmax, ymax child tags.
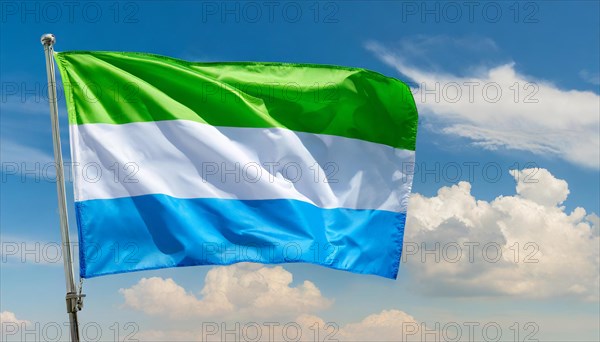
<box><xmin>510</xmin><ymin>168</ymin><xmax>569</xmax><ymax>207</ymax></box>
<box><xmin>122</xmin><ymin>264</ymin><xmax>422</xmax><ymax>340</ymax></box>
<box><xmin>579</xmin><ymin>69</ymin><xmax>600</xmax><ymax>86</ymax></box>
<box><xmin>1</xmin><ymin>311</ymin><xmax>30</xmax><ymax>336</ymax></box>
<box><xmin>367</xmin><ymin>37</ymin><xmax>600</xmax><ymax>169</ymax></box>
<box><xmin>404</xmin><ymin>168</ymin><xmax>599</xmax><ymax>300</ymax></box>
<box><xmin>122</xmin><ymin>265</ymin><xmax>422</xmax><ymax>340</ymax></box>
<box><xmin>135</xmin><ymin>329</ymin><xmax>200</xmax><ymax>341</ymax></box>
<box><xmin>0</xmin><ymin>140</ymin><xmax>53</xmax><ymax>165</ymax></box>
<box><xmin>587</xmin><ymin>213</ymin><xmax>600</xmax><ymax>237</ymax></box>
<box><xmin>134</xmin><ymin>309</ymin><xmax>422</xmax><ymax>341</ymax></box>
<box><xmin>120</xmin><ymin>263</ymin><xmax>332</xmax><ymax>319</ymax></box>
<box><xmin>0</xmin><ymin>139</ymin><xmax>59</xmax><ymax>181</ymax></box>
<box><xmin>0</xmin><ymin>311</ymin><xmax>29</xmax><ymax>325</ymax></box>
<box><xmin>338</xmin><ymin>309</ymin><xmax>420</xmax><ymax>341</ymax></box>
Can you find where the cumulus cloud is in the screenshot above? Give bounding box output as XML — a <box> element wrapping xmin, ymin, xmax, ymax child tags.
<box><xmin>338</xmin><ymin>309</ymin><xmax>420</xmax><ymax>341</ymax></box>
<box><xmin>366</xmin><ymin>37</ymin><xmax>600</xmax><ymax>169</ymax></box>
<box><xmin>403</xmin><ymin>168</ymin><xmax>599</xmax><ymax>300</ymax></box>
<box><xmin>120</xmin><ymin>263</ymin><xmax>332</xmax><ymax>319</ymax></box>
<box><xmin>123</xmin><ymin>264</ymin><xmax>419</xmax><ymax>340</ymax></box>
<box><xmin>510</xmin><ymin>168</ymin><xmax>569</xmax><ymax>207</ymax></box>
<box><xmin>135</xmin><ymin>329</ymin><xmax>200</xmax><ymax>341</ymax></box>
<box><xmin>122</xmin><ymin>265</ymin><xmax>422</xmax><ymax>340</ymax></box>
<box><xmin>0</xmin><ymin>311</ymin><xmax>29</xmax><ymax>325</ymax></box>
<box><xmin>135</xmin><ymin>309</ymin><xmax>422</xmax><ymax>341</ymax></box>
<box><xmin>1</xmin><ymin>311</ymin><xmax>30</xmax><ymax>337</ymax></box>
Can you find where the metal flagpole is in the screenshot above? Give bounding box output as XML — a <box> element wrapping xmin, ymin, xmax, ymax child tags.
<box><xmin>41</xmin><ymin>33</ymin><xmax>84</xmax><ymax>342</ymax></box>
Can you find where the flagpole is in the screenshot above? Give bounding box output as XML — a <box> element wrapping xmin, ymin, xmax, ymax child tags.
<box><xmin>41</xmin><ymin>33</ymin><xmax>84</xmax><ymax>342</ymax></box>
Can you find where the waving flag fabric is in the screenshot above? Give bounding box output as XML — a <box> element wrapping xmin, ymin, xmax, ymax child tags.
<box><xmin>55</xmin><ymin>51</ymin><xmax>418</xmax><ymax>279</ymax></box>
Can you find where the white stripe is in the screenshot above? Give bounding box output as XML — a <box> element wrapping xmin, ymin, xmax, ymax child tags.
<box><xmin>71</xmin><ymin>120</ymin><xmax>414</xmax><ymax>212</ymax></box>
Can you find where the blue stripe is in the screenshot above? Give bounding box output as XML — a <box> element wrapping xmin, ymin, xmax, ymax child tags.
<box><xmin>75</xmin><ymin>195</ymin><xmax>406</xmax><ymax>279</ymax></box>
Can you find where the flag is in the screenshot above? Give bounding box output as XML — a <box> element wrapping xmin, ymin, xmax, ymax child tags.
<box><xmin>55</xmin><ymin>51</ymin><xmax>418</xmax><ymax>279</ymax></box>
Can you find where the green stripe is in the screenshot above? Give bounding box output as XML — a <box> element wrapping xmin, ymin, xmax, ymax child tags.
<box><xmin>55</xmin><ymin>51</ymin><xmax>418</xmax><ymax>150</ymax></box>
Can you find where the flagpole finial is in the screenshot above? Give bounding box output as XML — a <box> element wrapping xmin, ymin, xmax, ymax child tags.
<box><xmin>41</xmin><ymin>33</ymin><xmax>55</xmax><ymax>46</ymax></box>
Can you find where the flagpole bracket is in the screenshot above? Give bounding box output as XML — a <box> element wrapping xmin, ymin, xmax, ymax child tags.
<box><xmin>66</xmin><ymin>292</ymin><xmax>86</xmax><ymax>313</ymax></box>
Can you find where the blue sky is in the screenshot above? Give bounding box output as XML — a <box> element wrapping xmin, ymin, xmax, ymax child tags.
<box><xmin>1</xmin><ymin>1</ymin><xmax>599</xmax><ymax>341</ymax></box>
